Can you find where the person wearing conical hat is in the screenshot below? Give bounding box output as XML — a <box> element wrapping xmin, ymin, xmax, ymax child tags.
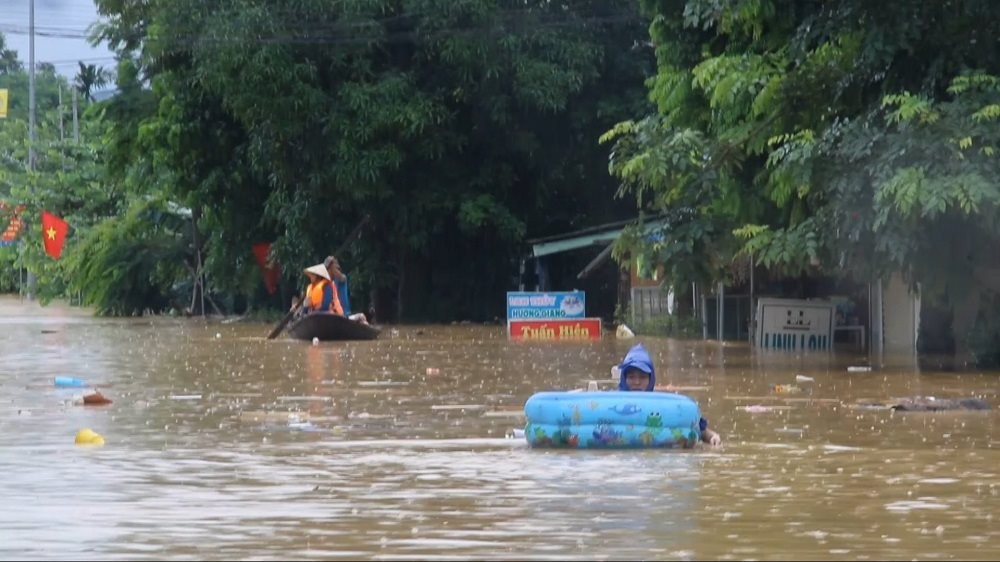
<box><xmin>296</xmin><ymin>263</ymin><xmax>343</xmax><ymax>316</ymax></box>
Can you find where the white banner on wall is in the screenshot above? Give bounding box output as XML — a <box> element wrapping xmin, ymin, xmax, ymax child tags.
<box><xmin>755</xmin><ymin>298</ymin><xmax>835</xmax><ymax>351</ymax></box>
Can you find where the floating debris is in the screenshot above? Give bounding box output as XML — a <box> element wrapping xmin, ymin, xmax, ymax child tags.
<box><xmin>616</xmin><ymin>324</ymin><xmax>635</xmax><ymax>339</ymax></box>
<box><xmin>773</xmin><ymin>384</ymin><xmax>802</xmax><ymax>394</ymax></box>
<box><xmin>287</xmin><ymin>421</ymin><xmax>318</xmax><ymax>431</ymax></box>
<box><xmin>774</xmin><ymin>427</ymin><xmax>805</xmax><ymax>435</ymax></box>
<box><xmin>348</xmin><ymin>412</ymin><xmax>394</xmax><ymax>420</ymax></box>
<box><xmin>430</xmin><ymin>404</ymin><xmax>486</xmax><ymax>411</ymax></box>
<box><xmin>743</xmin><ymin>405</ymin><xmax>793</xmax><ymax>413</ymax></box>
<box><xmin>483</xmin><ymin>410</ymin><xmax>525</xmax><ymax>418</ymax></box>
<box><xmin>82</xmin><ymin>391</ymin><xmax>113</xmax><ymax>406</ymax></box>
<box><xmin>849</xmin><ymin>403</ymin><xmax>892</xmax><ymax>411</ymax></box>
<box><xmin>54</xmin><ymin>376</ymin><xmax>86</xmax><ymax>388</ymax></box>
<box><xmin>847</xmin><ymin>366</ymin><xmax>872</xmax><ymax>372</ymax></box>
<box><xmin>74</xmin><ymin>428</ymin><xmax>105</xmax><ymax>446</ymax></box>
<box><xmin>655</xmin><ymin>385</ymin><xmax>710</xmax><ymax>392</ymax></box>
<box><xmin>239</xmin><ymin>411</ymin><xmax>308</xmax><ymax>423</ymax></box>
<box><xmin>725</xmin><ymin>396</ymin><xmax>839</xmax><ymax>403</ymax></box>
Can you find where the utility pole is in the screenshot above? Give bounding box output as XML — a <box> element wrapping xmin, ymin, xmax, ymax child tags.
<box><xmin>25</xmin><ymin>0</ymin><xmax>38</xmax><ymax>300</ymax></box>
<box><xmin>28</xmin><ymin>0</ymin><xmax>35</xmax><ymax>170</ymax></box>
<box><xmin>72</xmin><ymin>87</ymin><xmax>79</xmax><ymax>143</ymax></box>
<box><xmin>59</xmin><ymin>85</ymin><xmax>66</xmax><ymax>169</ymax></box>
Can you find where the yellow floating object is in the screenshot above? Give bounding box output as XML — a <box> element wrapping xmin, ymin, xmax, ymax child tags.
<box><xmin>75</xmin><ymin>428</ymin><xmax>105</xmax><ymax>446</ymax></box>
<box><xmin>773</xmin><ymin>384</ymin><xmax>802</xmax><ymax>394</ymax></box>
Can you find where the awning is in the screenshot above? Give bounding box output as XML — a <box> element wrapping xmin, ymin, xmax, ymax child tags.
<box><xmin>527</xmin><ymin>217</ymin><xmax>670</xmax><ymax>258</ymax></box>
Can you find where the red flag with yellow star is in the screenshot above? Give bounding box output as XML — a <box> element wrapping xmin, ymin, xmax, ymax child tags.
<box><xmin>41</xmin><ymin>210</ymin><xmax>69</xmax><ymax>259</ymax></box>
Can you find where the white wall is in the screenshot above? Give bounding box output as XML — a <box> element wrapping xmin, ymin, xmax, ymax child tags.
<box><xmin>882</xmin><ymin>272</ymin><xmax>920</xmax><ymax>353</ymax></box>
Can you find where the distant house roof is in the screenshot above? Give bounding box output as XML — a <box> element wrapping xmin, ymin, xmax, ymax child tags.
<box><xmin>91</xmin><ymin>88</ymin><xmax>119</xmax><ymax>102</ymax></box>
<box><xmin>526</xmin><ymin>216</ymin><xmax>671</xmax><ymax>258</ymax></box>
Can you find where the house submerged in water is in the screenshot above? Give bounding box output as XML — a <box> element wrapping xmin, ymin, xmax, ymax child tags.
<box><xmin>522</xmin><ymin>218</ymin><xmax>920</xmax><ymax>356</ymax></box>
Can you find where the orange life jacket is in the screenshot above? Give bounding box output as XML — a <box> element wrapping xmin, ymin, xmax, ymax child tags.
<box><xmin>305</xmin><ymin>279</ymin><xmax>343</xmax><ymax>315</ymax></box>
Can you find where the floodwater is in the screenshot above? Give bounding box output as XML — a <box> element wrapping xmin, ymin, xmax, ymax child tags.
<box><xmin>1</xmin><ymin>296</ymin><xmax>997</xmax><ymax>560</ymax></box>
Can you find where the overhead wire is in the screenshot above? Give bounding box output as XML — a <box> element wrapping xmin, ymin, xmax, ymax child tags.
<box><xmin>0</xmin><ymin>4</ymin><xmax>643</xmax><ymax>45</ymax></box>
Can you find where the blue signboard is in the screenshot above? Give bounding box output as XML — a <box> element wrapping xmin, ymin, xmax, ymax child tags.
<box><xmin>506</xmin><ymin>291</ymin><xmax>586</xmax><ymax>320</ymax></box>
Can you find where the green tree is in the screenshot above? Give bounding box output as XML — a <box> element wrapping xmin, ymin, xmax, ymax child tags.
<box><xmin>92</xmin><ymin>0</ymin><xmax>651</xmax><ymax>321</ymax></box>
<box><xmin>73</xmin><ymin>62</ymin><xmax>114</xmax><ymax>102</ymax></box>
<box><xmin>0</xmin><ymin>34</ymin><xmax>20</xmax><ymax>74</ymax></box>
<box><xmin>603</xmin><ymin>0</ymin><xmax>1000</xmax><ymax>365</ymax></box>
<box><xmin>0</xmin><ymin>51</ymin><xmax>112</xmax><ymax>302</ymax></box>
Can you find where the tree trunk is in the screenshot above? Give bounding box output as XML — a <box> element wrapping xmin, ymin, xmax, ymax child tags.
<box><xmin>396</xmin><ymin>247</ymin><xmax>406</xmax><ymax>322</ymax></box>
<box><xmin>617</xmin><ymin>266</ymin><xmax>631</xmax><ymax>322</ymax></box>
<box><xmin>190</xmin><ymin>206</ymin><xmax>205</xmax><ymax>316</ymax></box>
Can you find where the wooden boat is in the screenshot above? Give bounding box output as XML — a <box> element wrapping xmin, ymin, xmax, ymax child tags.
<box><xmin>286</xmin><ymin>312</ymin><xmax>380</xmax><ymax>341</ymax></box>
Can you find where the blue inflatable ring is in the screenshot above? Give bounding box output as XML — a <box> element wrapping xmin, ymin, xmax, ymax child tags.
<box><xmin>524</xmin><ymin>391</ymin><xmax>702</xmax><ymax>449</ymax></box>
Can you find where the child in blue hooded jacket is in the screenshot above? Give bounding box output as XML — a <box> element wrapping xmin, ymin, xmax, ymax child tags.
<box><xmin>618</xmin><ymin>343</ymin><xmax>722</xmax><ymax>446</ymax></box>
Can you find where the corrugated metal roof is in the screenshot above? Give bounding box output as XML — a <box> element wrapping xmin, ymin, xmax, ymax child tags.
<box><xmin>529</xmin><ymin>216</ymin><xmax>670</xmax><ymax>258</ymax></box>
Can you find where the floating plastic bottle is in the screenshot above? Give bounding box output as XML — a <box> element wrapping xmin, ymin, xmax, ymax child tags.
<box><xmin>54</xmin><ymin>376</ymin><xmax>86</xmax><ymax>388</ymax></box>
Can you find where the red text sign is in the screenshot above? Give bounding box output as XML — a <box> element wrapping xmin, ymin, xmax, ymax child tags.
<box><xmin>508</xmin><ymin>318</ymin><xmax>602</xmax><ymax>340</ymax></box>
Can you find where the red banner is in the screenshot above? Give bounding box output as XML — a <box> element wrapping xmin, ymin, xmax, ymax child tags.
<box><xmin>508</xmin><ymin>318</ymin><xmax>602</xmax><ymax>340</ymax></box>
<box><xmin>251</xmin><ymin>242</ymin><xmax>280</xmax><ymax>294</ymax></box>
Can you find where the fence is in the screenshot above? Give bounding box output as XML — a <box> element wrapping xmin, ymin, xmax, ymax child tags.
<box><xmin>630</xmin><ymin>286</ymin><xmax>671</xmax><ymax>325</ymax></box>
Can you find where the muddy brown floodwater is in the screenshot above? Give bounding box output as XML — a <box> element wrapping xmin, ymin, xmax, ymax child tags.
<box><xmin>1</xmin><ymin>296</ymin><xmax>997</xmax><ymax>560</ymax></box>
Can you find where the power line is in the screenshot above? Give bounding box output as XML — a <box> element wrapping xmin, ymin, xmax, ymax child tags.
<box><xmin>37</xmin><ymin>56</ymin><xmax>117</xmax><ymax>65</ymax></box>
<box><xmin>0</xmin><ymin>26</ymin><xmax>91</xmax><ymax>39</ymax></box>
<box><xmin>0</xmin><ymin>6</ymin><xmax>644</xmax><ymax>45</ymax></box>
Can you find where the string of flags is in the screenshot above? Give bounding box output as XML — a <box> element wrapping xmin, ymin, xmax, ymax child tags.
<box><xmin>0</xmin><ymin>202</ymin><xmax>26</xmax><ymax>247</ymax></box>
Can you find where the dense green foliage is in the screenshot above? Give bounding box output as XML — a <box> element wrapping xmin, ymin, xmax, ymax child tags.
<box><xmin>86</xmin><ymin>0</ymin><xmax>650</xmax><ymax>320</ymax></box>
<box><xmin>2</xmin><ymin>2</ymin><xmax>651</xmax><ymax>319</ymax></box>
<box><xmin>604</xmin><ymin>0</ymin><xmax>1000</xmax><ymax>364</ymax></box>
<box><xmin>0</xmin><ymin>48</ymin><xmax>114</xmax><ymax>302</ymax></box>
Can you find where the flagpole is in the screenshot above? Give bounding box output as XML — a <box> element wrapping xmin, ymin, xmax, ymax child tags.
<box><xmin>28</xmin><ymin>0</ymin><xmax>36</xmax><ymax>171</ymax></box>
